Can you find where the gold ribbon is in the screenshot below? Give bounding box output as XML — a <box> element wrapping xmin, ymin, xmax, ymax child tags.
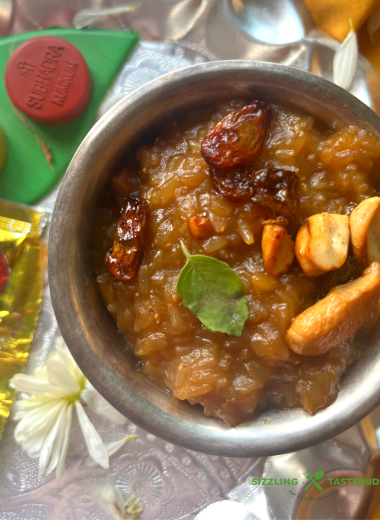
<box><xmin>0</xmin><ymin>200</ymin><xmax>47</xmax><ymax>440</ymax></box>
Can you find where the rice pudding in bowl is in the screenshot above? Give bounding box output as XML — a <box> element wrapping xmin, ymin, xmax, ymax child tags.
<box><xmin>49</xmin><ymin>62</ymin><xmax>380</xmax><ymax>456</ymax></box>
<box><xmin>93</xmin><ymin>98</ymin><xmax>380</xmax><ymax>426</ymax></box>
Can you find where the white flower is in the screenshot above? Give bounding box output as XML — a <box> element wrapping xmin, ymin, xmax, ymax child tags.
<box><xmin>73</xmin><ymin>5</ymin><xmax>140</xmax><ymax>29</ymax></box>
<box><xmin>10</xmin><ymin>339</ymin><xmax>128</xmax><ymax>479</ymax></box>
<box><xmin>125</xmin><ymin>495</ymin><xmax>144</xmax><ymax>520</ymax></box>
<box><xmin>86</xmin><ymin>434</ymin><xmax>137</xmax><ymax>467</ymax></box>
<box><xmin>81</xmin><ymin>381</ymin><xmax>128</xmax><ymax>426</ymax></box>
<box><xmin>333</xmin><ymin>20</ymin><xmax>358</xmax><ymax>91</ymax></box>
<box><xmin>96</xmin><ymin>484</ymin><xmax>143</xmax><ymax>520</ymax></box>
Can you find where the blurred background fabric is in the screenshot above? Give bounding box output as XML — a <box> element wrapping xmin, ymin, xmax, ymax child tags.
<box><xmin>304</xmin><ymin>0</ymin><xmax>380</xmax><ymax>77</ymax></box>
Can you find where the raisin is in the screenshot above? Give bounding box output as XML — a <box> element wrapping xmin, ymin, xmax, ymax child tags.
<box><xmin>318</xmin><ymin>255</ymin><xmax>362</xmax><ymax>300</ymax></box>
<box><xmin>251</xmin><ymin>168</ymin><xmax>299</xmax><ymax>218</ymax></box>
<box><xmin>201</xmin><ymin>101</ymin><xmax>272</xmax><ymax>169</ymax></box>
<box><xmin>189</xmin><ymin>216</ymin><xmax>213</xmax><ymax>240</ymax></box>
<box><xmin>111</xmin><ymin>165</ymin><xmax>142</xmax><ymax>202</ymax></box>
<box><xmin>105</xmin><ymin>197</ymin><xmax>149</xmax><ymax>282</ymax></box>
<box><xmin>209</xmin><ymin>165</ymin><xmax>254</xmax><ymax>202</ymax></box>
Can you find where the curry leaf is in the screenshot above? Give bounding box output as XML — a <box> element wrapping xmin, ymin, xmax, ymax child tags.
<box><xmin>176</xmin><ymin>241</ymin><xmax>249</xmax><ymax>336</ymax></box>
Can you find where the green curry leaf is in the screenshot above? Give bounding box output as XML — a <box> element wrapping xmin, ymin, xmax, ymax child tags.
<box><xmin>176</xmin><ymin>241</ymin><xmax>249</xmax><ymax>336</ymax></box>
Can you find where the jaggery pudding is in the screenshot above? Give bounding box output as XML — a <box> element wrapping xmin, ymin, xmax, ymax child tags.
<box><xmin>93</xmin><ymin>99</ymin><xmax>380</xmax><ymax>426</ymax></box>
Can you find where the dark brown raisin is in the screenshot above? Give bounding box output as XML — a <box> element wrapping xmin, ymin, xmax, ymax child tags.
<box><xmin>105</xmin><ymin>197</ymin><xmax>149</xmax><ymax>282</ymax></box>
<box><xmin>201</xmin><ymin>101</ymin><xmax>272</xmax><ymax>169</ymax></box>
<box><xmin>111</xmin><ymin>165</ymin><xmax>142</xmax><ymax>202</ymax></box>
<box><xmin>209</xmin><ymin>165</ymin><xmax>254</xmax><ymax>202</ymax></box>
<box><xmin>318</xmin><ymin>255</ymin><xmax>362</xmax><ymax>300</ymax></box>
<box><xmin>251</xmin><ymin>168</ymin><xmax>299</xmax><ymax>218</ymax></box>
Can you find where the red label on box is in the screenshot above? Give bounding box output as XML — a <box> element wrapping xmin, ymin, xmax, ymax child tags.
<box><xmin>5</xmin><ymin>36</ymin><xmax>92</xmax><ymax>126</ymax></box>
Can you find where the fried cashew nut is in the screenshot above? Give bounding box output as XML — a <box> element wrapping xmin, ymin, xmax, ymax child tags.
<box><xmin>105</xmin><ymin>197</ymin><xmax>149</xmax><ymax>282</ymax></box>
<box><xmin>295</xmin><ymin>213</ymin><xmax>349</xmax><ymax>275</ymax></box>
<box><xmin>189</xmin><ymin>215</ymin><xmax>213</xmax><ymax>240</ymax></box>
<box><xmin>262</xmin><ymin>219</ymin><xmax>295</xmax><ymax>277</ymax></box>
<box><xmin>295</xmin><ymin>223</ymin><xmax>327</xmax><ymax>277</ymax></box>
<box><xmin>350</xmin><ymin>197</ymin><xmax>380</xmax><ymax>268</ymax></box>
<box><xmin>285</xmin><ymin>262</ymin><xmax>380</xmax><ymax>356</ymax></box>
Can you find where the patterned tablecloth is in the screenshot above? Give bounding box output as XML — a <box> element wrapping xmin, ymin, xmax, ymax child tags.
<box><xmin>1</xmin><ymin>1</ymin><xmax>380</xmax><ymax>519</ymax></box>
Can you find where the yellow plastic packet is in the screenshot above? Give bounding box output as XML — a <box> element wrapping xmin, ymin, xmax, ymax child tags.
<box><xmin>0</xmin><ymin>199</ymin><xmax>47</xmax><ymax>440</ymax></box>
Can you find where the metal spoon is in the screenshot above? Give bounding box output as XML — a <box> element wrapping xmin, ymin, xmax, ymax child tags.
<box><xmin>229</xmin><ymin>0</ymin><xmax>314</xmax><ymax>45</ymax></box>
<box><xmin>164</xmin><ymin>0</ymin><xmax>314</xmax><ymax>46</ymax></box>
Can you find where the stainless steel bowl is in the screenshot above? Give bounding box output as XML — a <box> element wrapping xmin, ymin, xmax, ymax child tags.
<box><xmin>49</xmin><ymin>61</ymin><xmax>380</xmax><ymax>457</ymax></box>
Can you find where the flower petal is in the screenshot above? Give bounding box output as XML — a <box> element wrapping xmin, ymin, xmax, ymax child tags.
<box><xmin>38</xmin><ymin>400</ymin><xmax>68</xmax><ymax>475</ymax></box>
<box><xmin>81</xmin><ymin>382</ymin><xmax>127</xmax><ymax>426</ymax></box>
<box><xmin>95</xmin><ymin>484</ymin><xmax>126</xmax><ymax>520</ymax></box>
<box><xmin>74</xmin><ymin>5</ymin><xmax>140</xmax><ymax>30</ymax></box>
<box><xmin>75</xmin><ymin>401</ymin><xmax>109</xmax><ymax>469</ymax></box>
<box><xmin>86</xmin><ymin>434</ymin><xmax>136</xmax><ymax>467</ymax></box>
<box><xmin>15</xmin><ymin>399</ymin><xmax>65</xmax><ymax>458</ymax></box>
<box><xmin>54</xmin><ymin>338</ymin><xmax>84</xmax><ymax>383</ymax></box>
<box><xmin>12</xmin><ymin>396</ymin><xmax>53</xmax><ymax>420</ymax></box>
<box><xmin>34</xmin><ymin>366</ymin><xmax>48</xmax><ymax>380</ymax></box>
<box><xmin>46</xmin><ymin>354</ymin><xmax>80</xmax><ymax>394</ymax></box>
<box><xmin>333</xmin><ymin>23</ymin><xmax>358</xmax><ymax>91</ymax></box>
<box><xmin>10</xmin><ymin>374</ymin><xmax>71</xmax><ymax>398</ymax></box>
<box><xmin>46</xmin><ymin>404</ymin><xmax>72</xmax><ymax>477</ymax></box>
<box><xmin>55</xmin><ymin>404</ymin><xmax>73</xmax><ymax>478</ymax></box>
<box><xmin>14</xmin><ymin>399</ymin><xmax>61</xmax><ymax>442</ymax></box>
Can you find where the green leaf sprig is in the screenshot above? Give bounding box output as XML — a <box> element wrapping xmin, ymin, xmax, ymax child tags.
<box><xmin>176</xmin><ymin>241</ymin><xmax>249</xmax><ymax>336</ymax></box>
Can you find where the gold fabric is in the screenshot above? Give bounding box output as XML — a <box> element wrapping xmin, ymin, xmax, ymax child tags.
<box><xmin>0</xmin><ymin>200</ymin><xmax>47</xmax><ymax>440</ymax></box>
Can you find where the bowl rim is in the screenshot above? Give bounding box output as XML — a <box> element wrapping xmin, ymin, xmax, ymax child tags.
<box><xmin>49</xmin><ymin>60</ymin><xmax>380</xmax><ymax>457</ymax></box>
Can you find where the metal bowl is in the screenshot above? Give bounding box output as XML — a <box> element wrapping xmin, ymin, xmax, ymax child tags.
<box><xmin>49</xmin><ymin>61</ymin><xmax>380</xmax><ymax>457</ymax></box>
